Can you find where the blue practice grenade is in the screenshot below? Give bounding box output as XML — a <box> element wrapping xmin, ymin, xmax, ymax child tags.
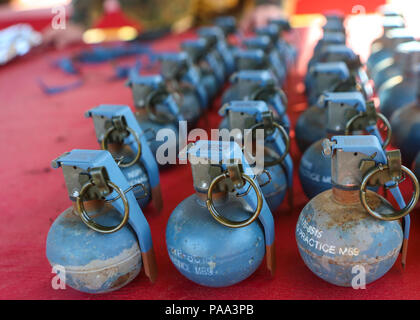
<box><xmin>296</xmin><ymin>61</ymin><xmax>355</xmax><ymax>153</ymax></box>
<box><xmin>221</xmin><ymin>70</ymin><xmax>290</xmax><ymax>130</ymax></box>
<box><xmin>166</xmin><ymin>140</ymin><xmax>276</xmax><ymax>287</ymax></box>
<box><xmin>218</xmin><ymin>100</ymin><xmax>293</xmax><ymax>212</ymax></box>
<box><xmin>158</xmin><ymin>52</ymin><xmax>209</xmax><ymax>110</ymax></box>
<box><xmin>268</xmin><ymin>17</ymin><xmax>296</xmax><ymax>68</ymax></box>
<box><xmin>233</xmin><ymin>49</ymin><xmax>282</xmax><ymax>85</ymax></box>
<box><xmin>86</xmin><ymin>104</ymin><xmax>163</xmax><ymax>211</ymax></box>
<box><xmin>369</xmin><ymin>29</ymin><xmax>414</xmax><ymax>90</ymax></box>
<box><xmin>242</xmin><ymin>36</ymin><xmax>286</xmax><ymax>86</ymax></box>
<box><xmin>198</xmin><ymin>26</ymin><xmax>235</xmax><ymax>77</ymax></box>
<box><xmin>296</xmin><ymin>135</ymin><xmax>419</xmax><ymax>286</ymax></box>
<box><xmin>299</xmin><ymin>92</ymin><xmax>391</xmax><ymax>199</ymax></box>
<box><xmin>390</xmin><ymin>84</ymin><xmax>420</xmax><ymax>166</ymax></box>
<box><xmin>379</xmin><ymin>41</ymin><xmax>420</xmax><ymax>119</ymax></box>
<box><xmin>181</xmin><ymin>38</ymin><xmax>221</xmax><ymax>99</ymax></box>
<box><xmin>255</xmin><ymin>23</ymin><xmax>296</xmax><ymax>70</ymax></box>
<box><xmin>321</xmin><ymin>13</ymin><xmax>345</xmax><ymax>34</ymax></box>
<box><xmin>306</xmin><ymin>32</ymin><xmax>346</xmax><ymax>76</ymax></box>
<box><xmin>46</xmin><ymin>150</ymin><xmax>157</xmax><ymax>293</ymax></box>
<box><xmin>126</xmin><ymin>73</ymin><xmax>185</xmax><ymax>161</ymax></box>
<box><xmin>315</xmin><ymin>45</ymin><xmax>373</xmax><ymax>98</ymax></box>
<box><xmin>367</xmin><ymin>16</ymin><xmax>405</xmax><ymax>73</ymax></box>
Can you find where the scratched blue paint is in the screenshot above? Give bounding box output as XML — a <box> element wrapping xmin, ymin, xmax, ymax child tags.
<box><xmin>166</xmin><ymin>194</ymin><xmax>265</xmax><ymax>287</ymax></box>
<box><xmin>296</xmin><ymin>190</ymin><xmax>403</xmax><ymax>287</ymax></box>
<box><xmin>46</xmin><ymin>207</ymin><xmax>142</xmax><ymax>293</ymax></box>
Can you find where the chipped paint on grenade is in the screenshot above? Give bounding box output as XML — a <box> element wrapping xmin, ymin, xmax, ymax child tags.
<box><xmin>296</xmin><ymin>136</ymin><xmax>405</xmax><ymax>286</ymax></box>
<box><xmin>46</xmin><ymin>150</ymin><xmax>156</xmax><ymax>293</ymax></box>
<box><xmin>296</xmin><ymin>191</ymin><xmax>403</xmax><ymax>286</ymax></box>
<box><xmin>46</xmin><ymin>206</ymin><xmax>142</xmax><ymax>293</ymax></box>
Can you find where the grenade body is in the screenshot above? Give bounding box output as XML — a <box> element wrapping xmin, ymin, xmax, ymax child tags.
<box><xmin>296</xmin><ymin>190</ymin><xmax>403</xmax><ymax>287</ymax></box>
<box><xmin>46</xmin><ymin>204</ymin><xmax>142</xmax><ymax>293</ymax></box>
<box><xmin>135</xmin><ymin>113</ymin><xmax>179</xmax><ymax>161</ymax></box>
<box><xmin>379</xmin><ymin>78</ymin><xmax>417</xmax><ymax>119</ymax></box>
<box><xmin>295</xmin><ymin>106</ymin><xmax>327</xmax><ymax>153</ymax></box>
<box><xmin>299</xmin><ymin>140</ymin><xmax>331</xmax><ymax>199</ymax></box>
<box><xmin>390</xmin><ymin>101</ymin><xmax>420</xmax><ymax>165</ymax></box>
<box><xmin>166</xmin><ymin>194</ymin><xmax>265</xmax><ymax>287</ymax></box>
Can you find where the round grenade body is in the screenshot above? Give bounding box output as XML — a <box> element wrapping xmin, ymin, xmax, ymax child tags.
<box><xmin>166</xmin><ymin>194</ymin><xmax>265</xmax><ymax>287</ymax></box>
<box><xmin>299</xmin><ymin>140</ymin><xmax>331</xmax><ymax>199</ymax></box>
<box><xmin>296</xmin><ymin>190</ymin><xmax>403</xmax><ymax>287</ymax></box>
<box><xmin>46</xmin><ymin>204</ymin><xmax>142</xmax><ymax>293</ymax></box>
<box><xmin>295</xmin><ymin>106</ymin><xmax>327</xmax><ymax>153</ymax></box>
<box><xmin>258</xmin><ymin>151</ymin><xmax>287</xmax><ymax>212</ymax></box>
<box><xmin>390</xmin><ymin>101</ymin><xmax>420</xmax><ymax>166</ymax></box>
<box><xmin>379</xmin><ymin>78</ymin><xmax>417</xmax><ymax>119</ymax></box>
<box><xmin>135</xmin><ymin>113</ymin><xmax>179</xmax><ymax>161</ymax></box>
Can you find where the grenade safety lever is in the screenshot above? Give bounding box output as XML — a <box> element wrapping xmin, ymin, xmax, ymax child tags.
<box><xmin>51</xmin><ymin>149</ymin><xmax>157</xmax><ymax>282</ymax></box>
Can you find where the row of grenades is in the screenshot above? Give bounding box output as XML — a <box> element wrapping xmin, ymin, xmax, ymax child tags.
<box><xmin>295</xmin><ymin>8</ymin><xmax>420</xmax><ymax>286</ymax></box>
<box><xmin>46</xmin><ymin>15</ymin><xmax>295</xmax><ymax>293</ymax></box>
<box><xmin>46</xmin><ymin>9</ymin><xmax>420</xmax><ymax>294</ymax></box>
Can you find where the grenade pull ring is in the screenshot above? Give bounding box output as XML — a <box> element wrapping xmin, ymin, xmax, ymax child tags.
<box><xmin>360</xmin><ymin>163</ymin><xmax>419</xmax><ymax>221</ymax></box>
<box><xmin>345</xmin><ymin>101</ymin><xmax>392</xmax><ymax>148</ymax></box>
<box><xmin>101</xmin><ymin>120</ymin><xmax>142</xmax><ymax>168</ymax></box>
<box><xmin>77</xmin><ymin>180</ymin><xmax>130</xmax><ymax>233</ymax></box>
<box><xmin>206</xmin><ymin>168</ymin><xmax>263</xmax><ymax>228</ymax></box>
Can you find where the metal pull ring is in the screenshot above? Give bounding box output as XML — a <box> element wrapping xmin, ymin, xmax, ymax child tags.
<box><xmin>101</xmin><ymin>126</ymin><xmax>142</xmax><ymax>168</ymax></box>
<box><xmin>206</xmin><ymin>172</ymin><xmax>263</xmax><ymax>228</ymax></box>
<box><xmin>247</xmin><ymin>122</ymin><xmax>290</xmax><ymax>167</ymax></box>
<box><xmin>76</xmin><ymin>181</ymin><xmax>130</xmax><ymax>233</ymax></box>
<box><xmin>345</xmin><ymin>112</ymin><xmax>392</xmax><ymax>149</ymax></box>
<box><xmin>360</xmin><ymin>165</ymin><xmax>420</xmax><ymax>221</ymax></box>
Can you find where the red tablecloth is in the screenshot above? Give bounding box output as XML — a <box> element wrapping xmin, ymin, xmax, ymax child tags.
<box><xmin>1</xmin><ymin>17</ymin><xmax>420</xmax><ymax>300</ymax></box>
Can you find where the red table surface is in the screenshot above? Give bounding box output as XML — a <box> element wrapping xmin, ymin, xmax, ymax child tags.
<box><xmin>1</xmin><ymin>17</ymin><xmax>420</xmax><ymax>300</ymax></box>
